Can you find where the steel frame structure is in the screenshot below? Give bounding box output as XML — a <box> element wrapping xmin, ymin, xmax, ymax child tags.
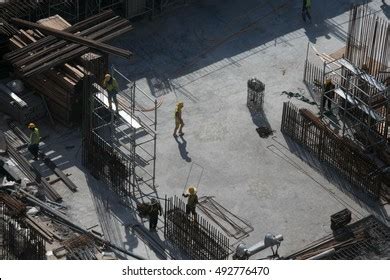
<box><xmin>82</xmin><ymin>56</ymin><xmax>157</xmax><ymax>205</ymax></box>
<box><xmin>320</xmin><ymin>57</ymin><xmax>389</xmax><ymax>149</ymax></box>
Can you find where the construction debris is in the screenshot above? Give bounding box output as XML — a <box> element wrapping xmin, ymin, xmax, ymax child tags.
<box><xmin>331</xmin><ymin>209</ymin><xmax>352</xmax><ymax>231</ymax></box>
<box><xmin>288</xmin><ymin>215</ymin><xmax>390</xmax><ymax>260</ymax></box>
<box><xmin>256</xmin><ymin>126</ymin><xmax>274</xmax><ymax>138</ymax></box>
<box><xmin>281</xmin><ymin>90</ymin><xmax>316</xmax><ymax>105</ymax></box>
<box><xmin>5</xmin><ymin>133</ymin><xmax>62</xmax><ymax>202</ymax></box>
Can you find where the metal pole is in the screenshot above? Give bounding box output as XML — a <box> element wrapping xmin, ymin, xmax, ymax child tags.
<box><xmin>320</xmin><ymin>61</ymin><xmax>326</xmax><ymax>117</ymax></box>
<box><xmin>153</xmin><ymin>98</ymin><xmax>157</xmax><ymax>188</ymax></box>
<box><xmin>342</xmin><ymin>73</ymin><xmax>350</xmax><ymax>137</ymax></box>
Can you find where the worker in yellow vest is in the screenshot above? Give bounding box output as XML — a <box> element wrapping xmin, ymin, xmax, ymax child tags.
<box><xmin>302</xmin><ymin>0</ymin><xmax>312</xmax><ymax>22</ymax></box>
<box><xmin>173</xmin><ymin>102</ymin><xmax>184</xmax><ymax>137</ymax></box>
<box><xmin>27</xmin><ymin>123</ymin><xmax>40</xmax><ymax>160</ymax></box>
<box><xmin>183</xmin><ymin>186</ymin><xmax>198</xmax><ymax>219</ymax></box>
<box><xmin>102</xmin><ymin>73</ymin><xmax>119</xmax><ymax>116</ymax></box>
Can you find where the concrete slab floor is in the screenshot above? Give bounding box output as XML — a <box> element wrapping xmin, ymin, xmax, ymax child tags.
<box><xmin>3</xmin><ymin>0</ymin><xmax>389</xmax><ymax>260</ymax></box>
<box><xmin>108</xmin><ymin>0</ymin><xmax>389</xmax><ymax>258</ymax></box>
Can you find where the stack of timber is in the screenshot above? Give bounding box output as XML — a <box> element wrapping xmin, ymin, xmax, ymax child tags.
<box><xmin>3</xmin><ymin>10</ymin><xmax>132</xmax><ymax>126</ymax></box>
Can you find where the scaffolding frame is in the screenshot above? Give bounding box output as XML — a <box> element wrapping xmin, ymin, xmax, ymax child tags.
<box><xmin>320</xmin><ymin>57</ymin><xmax>389</xmax><ymax>149</ymax></box>
<box><xmin>83</xmin><ymin>58</ymin><xmax>158</xmax><ymax>205</ymax></box>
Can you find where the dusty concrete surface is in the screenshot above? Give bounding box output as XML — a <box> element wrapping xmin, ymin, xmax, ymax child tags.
<box><xmin>3</xmin><ymin>0</ymin><xmax>389</xmax><ymax>259</ymax></box>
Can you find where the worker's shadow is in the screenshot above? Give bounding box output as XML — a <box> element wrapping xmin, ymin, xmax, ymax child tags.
<box><xmin>174</xmin><ymin>136</ymin><xmax>191</xmax><ymax>162</ymax></box>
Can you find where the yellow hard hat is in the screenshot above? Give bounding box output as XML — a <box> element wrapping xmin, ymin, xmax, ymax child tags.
<box><xmin>28</xmin><ymin>123</ymin><xmax>36</xmax><ymax>129</ymax></box>
<box><xmin>104</xmin><ymin>73</ymin><xmax>111</xmax><ymax>81</ymax></box>
<box><xmin>325</xmin><ymin>78</ymin><xmax>332</xmax><ymax>84</ymax></box>
<box><xmin>177</xmin><ymin>102</ymin><xmax>184</xmax><ymax>108</ymax></box>
<box><xmin>188</xmin><ymin>186</ymin><xmax>197</xmax><ymax>194</ymax></box>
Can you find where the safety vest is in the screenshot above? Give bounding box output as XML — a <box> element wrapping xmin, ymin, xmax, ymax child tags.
<box><xmin>104</xmin><ymin>78</ymin><xmax>119</xmax><ymax>92</ymax></box>
<box><xmin>174</xmin><ymin>107</ymin><xmax>182</xmax><ymax>119</ymax></box>
<box><xmin>306</xmin><ymin>0</ymin><xmax>311</xmax><ymax>8</ymax></box>
<box><xmin>30</xmin><ymin>128</ymin><xmax>40</xmax><ymax>145</ymax></box>
<box><xmin>187</xmin><ymin>194</ymin><xmax>198</xmax><ymax>207</ymax></box>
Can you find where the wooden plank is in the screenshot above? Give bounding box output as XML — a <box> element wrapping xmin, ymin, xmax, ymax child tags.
<box><xmin>11</xmin><ymin>17</ymin><xmax>133</xmax><ymax>59</ymax></box>
<box><xmin>19</xmin><ymin>29</ymin><xmax>36</xmax><ymax>43</ymax></box>
<box><xmin>43</xmin><ymin>157</ymin><xmax>77</xmax><ymax>192</ymax></box>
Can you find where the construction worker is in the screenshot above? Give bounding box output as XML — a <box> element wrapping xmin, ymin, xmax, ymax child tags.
<box><xmin>173</xmin><ymin>102</ymin><xmax>184</xmax><ymax>137</ymax></box>
<box><xmin>302</xmin><ymin>0</ymin><xmax>312</xmax><ymax>22</ymax></box>
<box><xmin>314</xmin><ymin>77</ymin><xmax>335</xmax><ymax>111</ymax></box>
<box><xmin>27</xmin><ymin>123</ymin><xmax>40</xmax><ymax>160</ymax></box>
<box><xmin>102</xmin><ymin>73</ymin><xmax>119</xmax><ymax>116</ymax></box>
<box><xmin>182</xmin><ymin>186</ymin><xmax>198</xmax><ymax>219</ymax></box>
<box><xmin>322</xmin><ymin>78</ymin><xmax>335</xmax><ymax>112</ymax></box>
<box><xmin>149</xmin><ymin>198</ymin><xmax>162</xmax><ymax>232</ymax></box>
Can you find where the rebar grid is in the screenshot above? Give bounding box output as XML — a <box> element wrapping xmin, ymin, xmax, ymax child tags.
<box><xmin>281</xmin><ymin>102</ymin><xmax>383</xmax><ymax>198</ymax></box>
<box><xmin>164</xmin><ymin>196</ymin><xmax>230</xmax><ymax>260</ymax></box>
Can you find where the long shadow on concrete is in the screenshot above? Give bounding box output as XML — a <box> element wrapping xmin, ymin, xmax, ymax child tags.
<box><xmin>251</xmin><ymin>110</ymin><xmax>272</xmax><ymax>133</ymax></box>
<box><xmin>280</xmin><ymin>133</ymin><xmax>389</xmax><ymax>225</ymax></box>
<box><xmin>174</xmin><ymin>135</ymin><xmax>192</xmax><ymax>162</ymax></box>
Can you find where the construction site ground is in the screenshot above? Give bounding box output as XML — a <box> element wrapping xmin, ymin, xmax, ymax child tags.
<box><xmin>2</xmin><ymin>0</ymin><xmax>389</xmax><ymax>259</ymax></box>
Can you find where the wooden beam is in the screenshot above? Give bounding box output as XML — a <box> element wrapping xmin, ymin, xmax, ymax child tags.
<box><xmin>11</xmin><ymin>17</ymin><xmax>133</xmax><ymax>59</ymax></box>
<box><xmin>4</xmin><ymin>10</ymin><xmax>115</xmax><ymax>62</ymax></box>
<box><xmin>23</xmin><ymin>24</ymin><xmax>133</xmax><ymax>77</ymax></box>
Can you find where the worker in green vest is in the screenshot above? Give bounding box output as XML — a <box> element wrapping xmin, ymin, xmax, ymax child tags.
<box><xmin>102</xmin><ymin>73</ymin><xmax>119</xmax><ymax>116</ymax></box>
<box><xmin>302</xmin><ymin>0</ymin><xmax>312</xmax><ymax>22</ymax></box>
<box><xmin>27</xmin><ymin>123</ymin><xmax>40</xmax><ymax>160</ymax></box>
<box><xmin>173</xmin><ymin>102</ymin><xmax>184</xmax><ymax>137</ymax></box>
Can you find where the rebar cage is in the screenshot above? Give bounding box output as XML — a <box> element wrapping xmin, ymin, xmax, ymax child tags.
<box><xmin>0</xmin><ymin>202</ymin><xmax>46</xmax><ymax>260</ymax></box>
<box><xmin>164</xmin><ymin>196</ymin><xmax>230</xmax><ymax>260</ymax></box>
<box><xmin>281</xmin><ymin>102</ymin><xmax>383</xmax><ymax>199</ymax></box>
